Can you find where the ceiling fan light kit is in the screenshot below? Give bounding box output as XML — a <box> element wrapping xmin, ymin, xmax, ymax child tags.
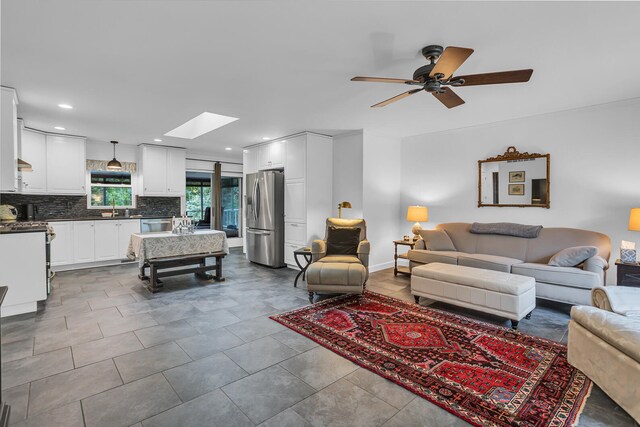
<box><xmin>352</xmin><ymin>44</ymin><xmax>533</xmax><ymax>109</ymax></box>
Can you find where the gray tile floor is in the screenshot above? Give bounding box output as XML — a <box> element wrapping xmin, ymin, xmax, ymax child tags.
<box><xmin>1</xmin><ymin>248</ymin><xmax>637</xmax><ymax>426</ymax></box>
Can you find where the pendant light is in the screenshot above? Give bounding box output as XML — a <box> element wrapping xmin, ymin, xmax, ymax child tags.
<box><xmin>107</xmin><ymin>140</ymin><xmax>122</xmax><ymax>170</ymax></box>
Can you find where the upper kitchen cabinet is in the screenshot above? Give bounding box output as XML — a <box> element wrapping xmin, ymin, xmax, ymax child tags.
<box><xmin>20</xmin><ymin>128</ymin><xmax>47</xmax><ymax>193</ymax></box>
<box><xmin>166</xmin><ymin>148</ymin><xmax>186</xmax><ymax>196</ymax></box>
<box><xmin>45</xmin><ymin>135</ymin><xmax>86</xmax><ymax>194</ymax></box>
<box><xmin>0</xmin><ymin>87</ymin><xmax>19</xmax><ymax>192</ymax></box>
<box><xmin>243</xmin><ymin>147</ymin><xmax>258</xmax><ymax>176</ymax></box>
<box><xmin>139</xmin><ymin>144</ymin><xmax>186</xmax><ymax>197</ymax></box>
<box><xmin>258</xmin><ymin>140</ymin><xmax>284</xmax><ymax>169</ymax></box>
<box><xmin>284</xmin><ymin>135</ymin><xmax>306</xmax><ymax>181</ymax></box>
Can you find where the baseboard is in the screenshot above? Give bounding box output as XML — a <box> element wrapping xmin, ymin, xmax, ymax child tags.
<box><xmin>369</xmin><ymin>261</ymin><xmax>395</xmax><ymax>273</ymax></box>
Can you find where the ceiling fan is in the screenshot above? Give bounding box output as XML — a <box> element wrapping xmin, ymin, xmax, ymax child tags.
<box><xmin>351</xmin><ymin>45</ymin><xmax>533</xmax><ymax>109</ymax></box>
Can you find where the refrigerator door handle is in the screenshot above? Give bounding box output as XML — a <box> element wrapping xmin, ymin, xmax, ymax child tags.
<box><xmin>255</xmin><ymin>179</ymin><xmax>261</xmax><ymax>220</ymax></box>
<box><xmin>246</xmin><ymin>229</ymin><xmax>271</xmax><ymax>236</ymax></box>
<box><xmin>251</xmin><ymin>178</ymin><xmax>258</xmax><ymax>221</ymax></box>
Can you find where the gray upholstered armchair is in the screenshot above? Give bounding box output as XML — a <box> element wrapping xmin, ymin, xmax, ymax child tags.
<box><xmin>306</xmin><ymin>218</ymin><xmax>370</xmax><ymax>302</ymax></box>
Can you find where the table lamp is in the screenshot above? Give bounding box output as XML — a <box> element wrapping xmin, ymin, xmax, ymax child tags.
<box><xmin>630</xmin><ymin>208</ymin><xmax>640</xmax><ymax>232</ymax></box>
<box><xmin>338</xmin><ymin>201</ymin><xmax>352</xmax><ymax>218</ymax></box>
<box><xmin>406</xmin><ymin>206</ymin><xmax>428</xmax><ymax>240</ymax></box>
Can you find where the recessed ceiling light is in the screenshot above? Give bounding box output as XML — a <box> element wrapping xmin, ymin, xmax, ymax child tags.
<box><xmin>225</xmin><ymin>147</ymin><xmax>232</xmax><ymax>151</ymax></box>
<box><xmin>58</xmin><ymin>104</ymin><xmax>73</xmax><ymax>109</ymax></box>
<box><xmin>154</xmin><ymin>139</ymin><xmax>162</xmax><ymax>142</ymax></box>
<box><xmin>54</xmin><ymin>126</ymin><xmax>66</xmax><ymax>130</ymax></box>
<box><xmin>262</xmin><ymin>137</ymin><xmax>270</xmax><ymax>140</ymax></box>
<box><xmin>164</xmin><ymin>112</ymin><xmax>238</xmax><ymax>139</ymax></box>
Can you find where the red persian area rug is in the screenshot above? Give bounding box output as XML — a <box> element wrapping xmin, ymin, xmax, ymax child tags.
<box><xmin>270</xmin><ymin>291</ymin><xmax>591</xmax><ymax>427</ymax></box>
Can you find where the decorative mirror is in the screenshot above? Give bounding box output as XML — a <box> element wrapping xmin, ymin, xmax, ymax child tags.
<box><xmin>478</xmin><ymin>146</ymin><xmax>550</xmax><ymax>208</ymax></box>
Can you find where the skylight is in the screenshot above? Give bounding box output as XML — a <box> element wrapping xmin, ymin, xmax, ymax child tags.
<box><xmin>164</xmin><ymin>112</ymin><xmax>238</xmax><ymax>139</ymax></box>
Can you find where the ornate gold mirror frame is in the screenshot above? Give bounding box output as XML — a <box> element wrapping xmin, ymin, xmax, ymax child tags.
<box><xmin>478</xmin><ymin>146</ymin><xmax>550</xmax><ymax>208</ymax></box>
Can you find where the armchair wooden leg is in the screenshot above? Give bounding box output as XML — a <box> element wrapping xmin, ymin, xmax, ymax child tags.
<box><xmin>308</xmin><ymin>292</ymin><xmax>314</xmax><ymax>304</ymax></box>
<box><xmin>414</xmin><ymin>295</ymin><xmax>420</xmax><ymax>304</ymax></box>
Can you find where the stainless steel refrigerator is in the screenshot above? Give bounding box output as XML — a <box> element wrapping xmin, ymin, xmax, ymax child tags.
<box><xmin>245</xmin><ymin>171</ymin><xmax>285</xmax><ymax>267</ymax></box>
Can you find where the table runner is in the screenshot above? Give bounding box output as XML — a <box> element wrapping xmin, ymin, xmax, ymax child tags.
<box><xmin>127</xmin><ymin>230</ymin><xmax>228</xmax><ymax>267</ymax></box>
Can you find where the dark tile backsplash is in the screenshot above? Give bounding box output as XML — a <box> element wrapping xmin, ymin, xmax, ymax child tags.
<box><xmin>0</xmin><ymin>193</ymin><xmax>181</xmax><ymax>220</ymax></box>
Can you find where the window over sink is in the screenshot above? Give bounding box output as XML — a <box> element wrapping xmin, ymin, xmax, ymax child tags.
<box><xmin>88</xmin><ymin>170</ymin><xmax>135</xmax><ymax>209</ymax></box>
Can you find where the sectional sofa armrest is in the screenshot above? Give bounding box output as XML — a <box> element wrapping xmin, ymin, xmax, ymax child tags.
<box><xmin>311</xmin><ymin>240</ymin><xmax>327</xmax><ymax>262</ymax></box>
<box><xmin>582</xmin><ymin>256</ymin><xmax>609</xmax><ymax>285</ymax></box>
<box><xmin>571</xmin><ymin>306</ymin><xmax>640</xmax><ymax>362</ymax></box>
<box><xmin>414</xmin><ymin>238</ymin><xmax>426</xmax><ymax>250</ymax></box>
<box><xmin>357</xmin><ymin>240</ymin><xmax>370</xmax><ymax>268</ymax></box>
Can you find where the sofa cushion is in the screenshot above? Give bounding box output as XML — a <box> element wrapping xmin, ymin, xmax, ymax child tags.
<box><xmin>412</xmin><ymin>262</ymin><xmax>534</xmax><ymax>296</ymax></box>
<box><xmin>548</xmin><ymin>246</ymin><xmax>598</xmax><ymax>267</ymax></box>
<box><xmin>417</xmin><ymin>229</ymin><xmax>456</xmax><ymax>251</ymax></box>
<box><xmin>316</xmin><ymin>255</ymin><xmax>361</xmax><ymax>264</ymax></box>
<box><xmin>571</xmin><ymin>305</ymin><xmax>640</xmax><ymax>362</ymax></box>
<box><xmin>458</xmin><ymin>254</ymin><xmax>523</xmax><ymax>273</ymax></box>
<box><xmin>407</xmin><ymin>250</ymin><xmax>464</xmax><ymax>265</ymax></box>
<box><xmin>511</xmin><ymin>262</ymin><xmax>600</xmax><ymax>289</ymax></box>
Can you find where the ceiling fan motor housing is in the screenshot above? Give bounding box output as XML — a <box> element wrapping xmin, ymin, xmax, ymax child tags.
<box><xmin>412</xmin><ymin>64</ymin><xmax>435</xmax><ymax>83</ymax></box>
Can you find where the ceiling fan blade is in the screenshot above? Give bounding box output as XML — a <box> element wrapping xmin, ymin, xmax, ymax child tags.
<box><xmin>429</xmin><ymin>46</ymin><xmax>474</xmax><ymax>80</ymax></box>
<box><xmin>352</xmin><ymin>76</ymin><xmax>421</xmax><ymax>85</ymax></box>
<box><xmin>371</xmin><ymin>88</ymin><xmax>422</xmax><ymax>108</ymax></box>
<box><xmin>432</xmin><ymin>87</ymin><xmax>465</xmax><ymax>109</ymax></box>
<box><xmin>452</xmin><ymin>69</ymin><xmax>533</xmax><ymax>86</ymax></box>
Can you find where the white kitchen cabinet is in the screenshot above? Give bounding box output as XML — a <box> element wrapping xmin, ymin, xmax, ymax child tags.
<box><xmin>94</xmin><ymin>221</ymin><xmax>119</xmax><ymax>261</ymax></box>
<box><xmin>20</xmin><ymin>129</ymin><xmax>47</xmax><ymax>193</ymax></box>
<box><xmin>46</xmin><ymin>135</ymin><xmax>86</xmax><ymax>194</ymax></box>
<box><xmin>166</xmin><ymin>148</ymin><xmax>186</xmax><ymax>196</ymax></box>
<box><xmin>50</xmin><ymin>221</ymin><xmax>75</xmax><ymax>266</ymax></box>
<box><xmin>73</xmin><ymin>221</ymin><xmax>96</xmax><ymax>263</ymax></box>
<box><xmin>284</xmin><ymin>136</ymin><xmax>306</xmax><ymax>180</ymax></box>
<box><xmin>243</xmin><ymin>147</ymin><xmax>258</xmax><ymax>176</ymax></box>
<box><xmin>283</xmin><ymin>133</ymin><xmax>332</xmax><ymax>268</ymax></box>
<box><xmin>118</xmin><ymin>219</ymin><xmax>140</xmax><ymax>258</ymax></box>
<box><xmin>0</xmin><ymin>231</ymin><xmax>47</xmax><ymax>317</ymax></box>
<box><xmin>0</xmin><ymin>87</ymin><xmax>19</xmax><ymax>192</ymax></box>
<box><xmin>258</xmin><ymin>140</ymin><xmax>284</xmax><ymax>170</ymax></box>
<box><xmin>284</xmin><ymin>181</ymin><xmax>306</xmax><ymax>223</ymax></box>
<box><xmin>139</xmin><ymin>144</ymin><xmax>186</xmax><ymax>196</ymax></box>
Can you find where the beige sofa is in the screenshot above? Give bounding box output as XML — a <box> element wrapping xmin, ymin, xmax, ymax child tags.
<box><xmin>408</xmin><ymin>223</ymin><xmax>611</xmax><ymax>305</ymax></box>
<box><xmin>568</xmin><ymin>287</ymin><xmax>640</xmax><ymax>422</ymax></box>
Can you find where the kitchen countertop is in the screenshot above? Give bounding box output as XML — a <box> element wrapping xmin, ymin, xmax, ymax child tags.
<box><xmin>42</xmin><ymin>216</ymin><xmax>174</xmax><ymax>222</ymax></box>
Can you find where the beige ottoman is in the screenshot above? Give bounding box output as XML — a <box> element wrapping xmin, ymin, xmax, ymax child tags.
<box><xmin>306</xmin><ymin>262</ymin><xmax>367</xmax><ymax>303</ymax></box>
<box><xmin>411</xmin><ymin>262</ymin><xmax>536</xmax><ymax>329</ymax></box>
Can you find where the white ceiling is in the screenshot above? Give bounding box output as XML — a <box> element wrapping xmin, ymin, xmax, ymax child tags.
<box><xmin>3</xmin><ymin>1</ymin><xmax>640</xmax><ymax>159</ymax></box>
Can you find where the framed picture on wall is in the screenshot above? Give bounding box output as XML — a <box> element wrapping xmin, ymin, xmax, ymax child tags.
<box><xmin>509</xmin><ymin>171</ymin><xmax>525</xmax><ymax>182</ymax></box>
<box><xmin>509</xmin><ymin>184</ymin><xmax>525</xmax><ymax>195</ymax></box>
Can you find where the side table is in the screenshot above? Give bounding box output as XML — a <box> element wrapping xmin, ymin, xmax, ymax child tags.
<box><xmin>394</xmin><ymin>239</ymin><xmax>415</xmax><ymax>276</ymax></box>
<box><xmin>615</xmin><ymin>259</ymin><xmax>640</xmax><ymax>287</ymax></box>
<box><xmin>293</xmin><ymin>248</ymin><xmax>313</xmax><ymax>287</ymax></box>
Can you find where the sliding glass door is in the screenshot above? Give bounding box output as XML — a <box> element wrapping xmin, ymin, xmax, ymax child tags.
<box><xmin>185</xmin><ymin>171</ymin><xmax>242</xmax><ymax>238</ymax></box>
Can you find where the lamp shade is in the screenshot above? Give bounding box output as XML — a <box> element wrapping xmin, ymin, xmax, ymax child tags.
<box><xmin>406</xmin><ymin>206</ymin><xmax>428</xmax><ymax>222</ymax></box>
<box><xmin>630</xmin><ymin>208</ymin><xmax>640</xmax><ymax>231</ymax></box>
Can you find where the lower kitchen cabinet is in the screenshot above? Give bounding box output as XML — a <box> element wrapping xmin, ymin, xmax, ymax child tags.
<box><xmin>94</xmin><ymin>221</ymin><xmax>119</xmax><ymax>261</ymax></box>
<box><xmin>118</xmin><ymin>219</ymin><xmax>141</xmax><ymax>258</ymax></box>
<box><xmin>51</xmin><ymin>219</ymin><xmax>141</xmax><ymax>268</ymax></box>
<box><xmin>50</xmin><ymin>221</ymin><xmax>74</xmax><ymax>266</ymax></box>
<box><xmin>74</xmin><ymin>221</ymin><xmax>96</xmax><ymax>263</ymax></box>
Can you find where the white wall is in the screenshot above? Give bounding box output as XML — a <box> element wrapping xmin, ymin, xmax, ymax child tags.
<box><xmin>401</xmin><ymin>98</ymin><xmax>640</xmax><ymax>284</ymax></box>
<box><xmin>332</xmin><ymin>130</ymin><xmax>364</xmax><ymax>218</ymax></box>
<box><xmin>362</xmin><ymin>130</ymin><xmax>402</xmax><ymax>271</ymax></box>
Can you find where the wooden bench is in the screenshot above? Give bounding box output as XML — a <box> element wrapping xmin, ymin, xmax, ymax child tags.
<box><xmin>138</xmin><ymin>251</ymin><xmax>226</xmax><ymax>293</ymax></box>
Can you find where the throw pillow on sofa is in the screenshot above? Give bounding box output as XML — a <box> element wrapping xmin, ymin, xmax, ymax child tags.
<box><xmin>326</xmin><ymin>226</ymin><xmax>361</xmax><ymax>255</ymax></box>
<box><xmin>548</xmin><ymin>246</ymin><xmax>598</xmax><ymax>267</ymax></box>
<box><xmin>418</xmin><ymin>229</ymin><xmax>456</xmax><ymax>251</ymax></box>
